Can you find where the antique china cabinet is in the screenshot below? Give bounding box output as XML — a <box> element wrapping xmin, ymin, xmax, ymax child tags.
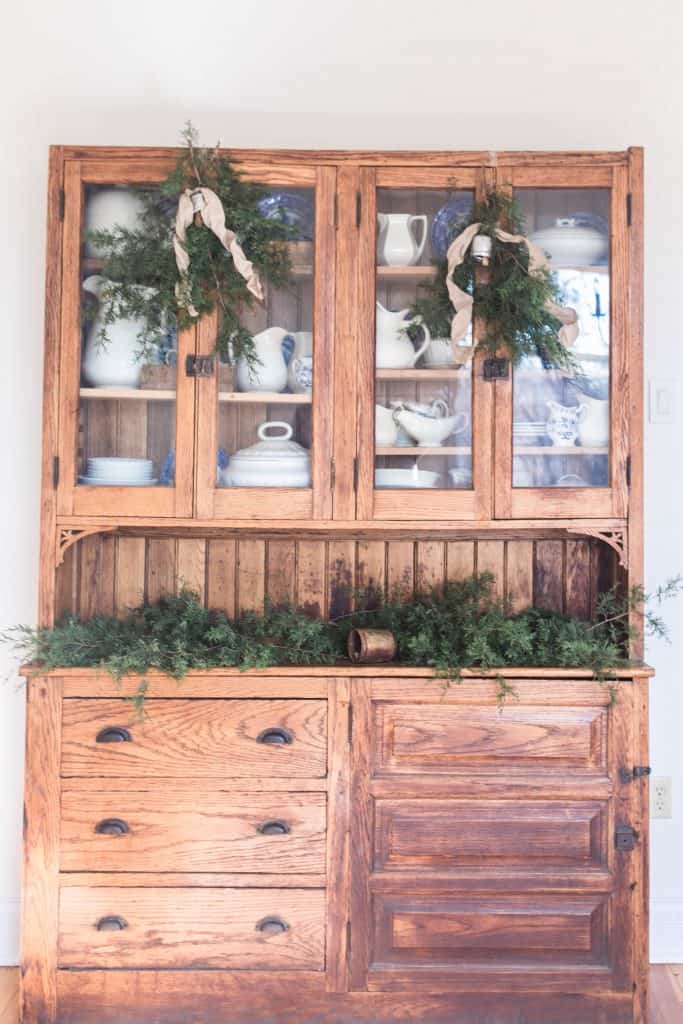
<box><xmin>22</xmin><ymin>145</ymin><xmax>650</xmax><ymax>1024</ymax></box>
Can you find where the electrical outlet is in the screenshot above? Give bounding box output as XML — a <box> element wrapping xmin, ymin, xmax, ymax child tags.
<box><xmin>651</xmin><ymin>776</ymin><xmax>673</xmax><ymax>819</ymax></box>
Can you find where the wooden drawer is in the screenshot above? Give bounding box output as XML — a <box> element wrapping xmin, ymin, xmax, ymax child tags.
<box><xmin>373</xmin><ymin>799</ymin><xmax>607</xmax><ymax>873</ymax></box>
<box><xmin>373</xmin><ymin>702</ymin><xmax>606</xmax><ymax>775</ymax></box>
<box><xmin>61</xmin><ymin>787</ymin><xmax>326</xmax><ymax>873</ymax></box>
<box><xmin>58</xmin><ymin>887</ymin><xmax>325</xmax><ymax>969</ymax></box>
<box><xmin>61</xmin><ymin>699</ymin><xmax>327</xmax><ymax>778</ymax></box>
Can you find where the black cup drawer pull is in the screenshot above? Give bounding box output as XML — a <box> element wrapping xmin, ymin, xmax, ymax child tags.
<box><xmin>255</xmin><ymin>916</ymin><xmax>289</xmax><ymax>934</ymax></box>
<box><xmin>96</xmin><ymin>726</ymin><xmax>132</xmax><ymax>744</ymax></box>
<box><xmin>257</xmin><ymin>819</ymin><xmax>291</xmax><ymax>836</ymax></box>
<box><xmin>95</xmin><ymin>818</ymin><xmax>130</xmax><ymax>836</ymax></box>
<box><xmin>256</xmin><ymin>727</ymin><xmax>293</xmax><ymax>746</ymax></box>
<box><xmin>96</xmin><ymin>915</ymin><xmax>128</xmax><ymax>932</ymax></box>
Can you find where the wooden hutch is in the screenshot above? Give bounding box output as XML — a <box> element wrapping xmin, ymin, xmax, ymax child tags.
<box><xmin>22</xmin><ymin>146</ymin><xmax>651</xmax><ymax>1024</ymax></box>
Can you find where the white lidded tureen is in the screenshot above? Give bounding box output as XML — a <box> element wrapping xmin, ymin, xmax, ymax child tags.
<box><xmin>221</xmin><ymin>422</ymin><xmax>311</xmax><ymax>488</ymax></box>
<box><xmin>530</xmin><ymin>214</ymin><xmax>608</xmax><ymax>265</ymax></box>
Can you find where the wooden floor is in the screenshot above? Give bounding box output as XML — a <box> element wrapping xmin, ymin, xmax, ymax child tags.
<box><xmin>0</xmin><ymin>965</ymin><xmax>680</xmax><ymax>1022</ymax></box>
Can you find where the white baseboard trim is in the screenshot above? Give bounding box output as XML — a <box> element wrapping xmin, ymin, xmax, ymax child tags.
<box><xmin>651</xmin><ymin>898</ymin><xmax>683</xmax><ymax>963</ymax></box>
<box><xmin>0</xmin><ymin>898</ymin><xmax>19</xmax><ymax>966</ymax></box>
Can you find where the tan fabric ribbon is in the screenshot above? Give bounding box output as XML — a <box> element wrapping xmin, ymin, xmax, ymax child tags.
<box><xmin>445</xmin><ymin>223</ymin><xmax>579</xmax><ymax>364</ymax></box>
<box><xmin>173</xmin><ymin>188</ymin><xmax>264</xmax><ymax>316</ymax></box>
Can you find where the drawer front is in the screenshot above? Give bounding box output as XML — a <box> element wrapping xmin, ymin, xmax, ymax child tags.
<box><xmin>61</xmin><ymin>788</ymin><xmax>326</xmax><ymax>873</ymax></box>
<box><xmin>374</xmin><ymin>799</ymin><xmax>607</xmax><ymax>872</ymax></box>
<box><xmin>61</xmin><ymin>699</ymin><xmax>327</xmax><ymax>778</ymax></box>
<box><xmin>58</xmin><ymin>887</ymin><xmax>325</xmax><ymax>969</ymax></box>
<box><xmin>373</xmin><ymin>702</ymin><xmax>606</xmax><ymax>775</ymax></box>
<box><xmin>371</xmin><ymin>892</ymin><xmax>609</xmax><ymax>969</ymax></box>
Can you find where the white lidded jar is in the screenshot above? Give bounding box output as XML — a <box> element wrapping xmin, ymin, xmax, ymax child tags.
<box><xmin>530</xmin><ymin>217</ymin><xmax>608</xmax><ymax>265</ymax></box>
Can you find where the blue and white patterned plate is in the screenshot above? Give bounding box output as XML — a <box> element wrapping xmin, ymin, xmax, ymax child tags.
<box><xmin>431</xmin><ymin>195</ymin><xmax>475</xmax><ymax>259</ymax></box>
<box><xmin>256</xmin><ymin>192</ymin><xmax>315</xmax><ymax>241</ymax></box>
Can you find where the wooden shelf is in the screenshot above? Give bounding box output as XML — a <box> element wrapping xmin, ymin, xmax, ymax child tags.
<box><xmin>376</xmin><ymin>368</ymin><xmax>464</xmax><ymax>381</ymax></box>
<box><xmin>219</xmin><ymin>392</ymin><xmax>311</xmax><ymax>404</ymax></box>
<box><xmin>376</xmin><ymin>265</ymin><xmax>438</xmax><ymax>281</ymax></box>
<box><xmin>514</xmin><ymin>446</ymin><xmax>608</xmax><ymax>455</ymax></box>
<box><xmin>80</xmin><ymin>387</ymin><xmax>176</xmax><ymax>401</ymax></box>
<box><xmin>376</xmin><ymin>446</ymin><xmax>470</xmax><ymax>456</ymax></box>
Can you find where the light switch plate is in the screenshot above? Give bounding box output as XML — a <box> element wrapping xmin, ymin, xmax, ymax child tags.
<box><xmin>648</xmin><ymin>379</ymin><xmax>678</xmax><ymax>424</ymax></box>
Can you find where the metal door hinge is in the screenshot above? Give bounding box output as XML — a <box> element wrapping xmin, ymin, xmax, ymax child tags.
<box><xmin>627</xmin><ymin>193</ymin><xmax>632</xmax><ymax>227</ymax></box>
<box><xmin>185</xmin><ymin>355</ymin><xmax>215</xmax><ymax>378</ymax></box>
<box><xmin>353</xmin><ymin>456</ymin><xmax>359</xmax><ymax>491</ymax></box>
<box><xmin>52</xmin><ymin>456</ymin><xmax>60</xmax><ymax>487</ymax></box>
<box><xmin>334</xmin><ymin>193</ymin><xmax>339</xmax><ymax>230</ymax></box>
<box><xmin>615</xmin><ymin>823</ymin><xmax>639</xmax><ymax>852</ymax></box>
<box><xmin>483</xmin><ymin>357</ymin><xmax>509</xmax><ymax>381</ymax></box>
<box><xmin>348</xmin><ymin>703</ymin><xmax>353</xmax><ymax>744</ymax></box>
<box><xmin>626</xmin><ymin>455</ymin><xmax>632</xmax><ymax>488</ymax></box>
<box><xmin>330</xmin><ymin>458</ymin><xmax>336</xmax><ymax>491</ymax></box>
<box><xmin>58</xmin><ymin>188</ymin><xmax>65</xmax><ymax>221</ymax></box>
<box><xmin>620</xmin><ymin>765</ymin><xmax>652</xmax><ymax>784</ymax></box>
<box><xmin>346</xmin><ymin>920</ymin><xmax>352</xmax><ymax>956</ymax></box>
<box><xmin>356</xmin><ymin>191</ymin><xmax>361</xmax><ymax>229</ymax></box>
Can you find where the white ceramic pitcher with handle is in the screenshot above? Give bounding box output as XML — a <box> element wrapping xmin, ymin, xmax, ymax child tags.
<box><xmin>236</xmin><ymin>327</ymin><xmax>291</xmax><ymax>392</ymax></box>
<box><xmin>376</xmin><ymin>303</ymin><xmax>431</xmax><ymax>369</ymax></box>
<box><xmin>81</xmin><ymin>275</ymin><xmax>147</xmax><ymax>389</ymax></box>
<box><xmin>377</xmin><ymin>213</ymin><xmax>428</xmax><ymax>266</ymax></box>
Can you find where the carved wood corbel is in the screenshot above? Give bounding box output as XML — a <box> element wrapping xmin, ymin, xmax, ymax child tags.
<box><xmin>56</xmin><ymin>526</ymin><xmax>116</xmax><ymax>567</ymax></box>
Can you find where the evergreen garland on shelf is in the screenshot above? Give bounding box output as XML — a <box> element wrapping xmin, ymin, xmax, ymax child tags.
<box><xmin>84</xmin><ymin>123</ymin><xmax>296</xmax><ymax>367</ymax></box>
<box><xmin>6</xmin><ymin>573</ymin><xmax>679</xmax><ymax>713</ymax></box>
<box><xmin>407</xmin><ymin>189</ymin><xmax>578</xmax><ymax>370</ymax></box>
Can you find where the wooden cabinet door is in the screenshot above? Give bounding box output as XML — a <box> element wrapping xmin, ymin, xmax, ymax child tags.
<box><xmin>353</xmin><ymin>167</ymin><xmax>494</xmax><ymax>522</ymax></box>
<box><xmin>349</xmin><ymin>676</ymin><xmax>640</xmax><ymax>1005</ymax></box>
<box><xmin>57</xmin><ymin>158</ymin><xmax>197</xmax><ymax>518</ymax></box>
<box><xmin>493</xmin><ymin>163</ymin><xmax>632</xmax><ymax>520</ymax></box>
<box><xmin>194</xmin><ymin>163</ymin><xmax>335</xmax><ymax>521</ymax></box>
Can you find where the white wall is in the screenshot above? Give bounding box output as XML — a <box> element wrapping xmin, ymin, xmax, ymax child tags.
<box><xmin>1</xmin><ymin>0</ymin><xmax>682</xmax><ymax>965</ymax></box>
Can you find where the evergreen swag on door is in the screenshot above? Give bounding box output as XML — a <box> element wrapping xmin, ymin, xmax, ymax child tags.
<box><xmin>84</xmin><ymin>123</ymin><xmax>296</xmax><ymax>369</ymax></box>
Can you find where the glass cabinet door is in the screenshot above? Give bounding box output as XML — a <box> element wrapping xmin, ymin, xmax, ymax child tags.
<box><xmin>194</xmin><ymin>165</ymin><xmax>334</xmax><ymax>520</ymax></box>
<box><xmin>356</xmin><ymin>168</ymin><xmax>492</xmax><ymax>521</ymax></box>
<box><xmin>57</xmin><ymin>159</ymin><xmax>196</xmax><ymax>518</ymax></box>
<box><xmin>495</xmin><ymin>166</ymin><xmax>629</xmax><ymax>519</ymax></box>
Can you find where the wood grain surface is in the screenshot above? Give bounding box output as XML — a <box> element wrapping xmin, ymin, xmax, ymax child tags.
<box><xmin>61</xmin><ymin>699</ymin><xmax>327</xmax><ymax>778</ymax></box>
<box><xmin>58</xmin><ymin>887</ymin><xmax>325</xmax><ymax>969</ymax></box>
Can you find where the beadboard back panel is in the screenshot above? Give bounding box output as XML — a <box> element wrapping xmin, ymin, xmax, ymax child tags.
<box><xmin>55</xmin><ymin>534</ymin><xmax>617</xmax><ymax>621</ymax></box>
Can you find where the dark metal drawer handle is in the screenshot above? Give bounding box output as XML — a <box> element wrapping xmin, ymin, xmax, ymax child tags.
<box><xmin>256</xmin><ymin>727</ymin><xmax>293</xmax><ymax>746</ymax></box>
<box><xmin>96</xmin><ymin>726</ymin><xmax>132</xmax><ymax>744</ymax></box>
<box><xmin>96</xmin><ymin>915</ymin><xmax>128</xmax><ymax>932</ymax></box>
<box><xmin>255</xmin><ymin>916</ymin><xmax>289</xmax><ymax>934</ymax></box>
<box><xmin>95</xmin><ymin>818</ymin><xmax>130</xmax><ymax>836</ymax></box>
<box><xmin>257</xmin><ymin>819</ymin><xmax>291</xmax><ymax>836</ymax></box>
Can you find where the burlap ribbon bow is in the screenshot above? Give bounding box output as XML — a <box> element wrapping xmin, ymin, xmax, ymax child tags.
<box><xmin>173</xmin><ymin>187</ymin><xmax>264</xmax><ymax>316</ymax></box>
<box><xmin>445</xmin><ymin>223</ymin><xmax>579</xmax><ymax>365</ymax></box>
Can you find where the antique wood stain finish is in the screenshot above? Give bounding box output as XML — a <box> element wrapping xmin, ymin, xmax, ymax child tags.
<box><xmin>23</xmin><ymin>146</ymin><xmax>648</xmax><ymax>1024</ymax></box>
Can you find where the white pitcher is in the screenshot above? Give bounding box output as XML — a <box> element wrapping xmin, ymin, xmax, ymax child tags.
<box><xmin>236</xmin><ymin>327</ymin><xmax>291</xmax><ymax>392</ymax></box>
<box><xmin>286</xmin><ymin>331</ymin><xmax>313</xmax><ymax>392</ymax></box>
<box><xmin>81</xmin><ymin>275</ymin><xmax>146</xmax><ymax>389</ymax></box>
<box><xmin>577</xmin><ymin>394</ymin><xmax>609</xmax><ymax>447</ymax></box>
<box><xmin>377</xmin><ymin>213</ymin><xmax>428</xmax><ymax>267</ymax></box>
<box><xmin>84</xmin><ymin>187</ymin><xmax>146</xmax><ymax>258</ymax></box>
<box><xmin>376</xmin><ymin>303</ymin><xmax>431</xmax><ymax>369</ymax></box>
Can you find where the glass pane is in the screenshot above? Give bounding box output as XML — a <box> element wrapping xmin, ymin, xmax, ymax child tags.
<box><xmin>79</xmin><ymin>184</ymin><xmax>177</xmax><ymax>487</ymax></box>
<box><xmin>512</xmin><ymin>188</ymin><xmax>610</xmax><ymax>489</ymax></box>
<box><xmin>374</xmin><ymin>188</ymin><xmax>474</xmax><ymax>490</ymax></box>
<box><xmin>217</xmin><ymin>187</ymin><xmax>314</xmax><ymax>488</ymax></box>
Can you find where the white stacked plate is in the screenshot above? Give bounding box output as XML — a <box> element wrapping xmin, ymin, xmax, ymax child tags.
<box><xmin>513</xmin><ymin>421</ymin><xmax>546</xmax><ymax>443</ymax></box>
<box><xmin>80</xmin><ymin>457</ymin><xmax>157</xmax><ymax>486</ymax></box>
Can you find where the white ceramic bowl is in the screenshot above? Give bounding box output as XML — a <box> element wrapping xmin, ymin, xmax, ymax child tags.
<box><xmin>375</xmin><ymin>468</ymin><xmax>441</xmax><ymax>488</ymax></box>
